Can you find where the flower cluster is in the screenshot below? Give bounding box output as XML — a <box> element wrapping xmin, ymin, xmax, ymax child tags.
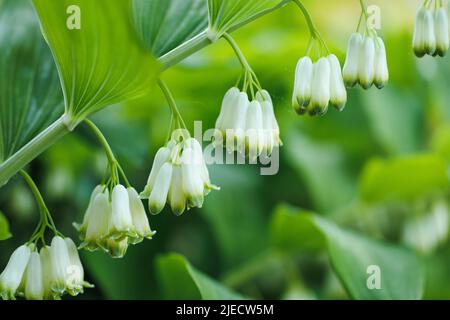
<box><xmin>413</xmin><ymin>1</ymin><xmax>449</xmax><ymax>57</ymax></box>
<box><xmin>215</xmin><ymin>87</ymin><xmax>281</xmax><ymax>157</ymax></box>
<box><xmin>292</xmin><ymin>54</ymin><xmax>347</xmax><ymax>116</ymax></box>
<box><xmin>141</xmin><ymin>134</ymin><xmax>218</xmax><ymax>216</ymax></box>
<box><xmin>343</xmin><ymin>32</ymin><xmax>389</xmax><ymax>89</ymax></box>
<box><xmin>0</xmin><ymin>237</ymin><xmax>91</xmax><ymax>300</ymax></box>
<box><xmin>76</xmin><ymin>184</ymin><xmax>155</xmax><ymax>258</ymax></box>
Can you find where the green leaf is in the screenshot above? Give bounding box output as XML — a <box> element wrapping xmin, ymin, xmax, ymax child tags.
<box><xmin>132</xmin><ymin>0</ymin><xmax>208</xmax><ymax>57</ymax></box>
<box><xmin>156</xmin><ymin>253</ymin><xmax>245</xmax><ymax>300</ymax></box>
<box><xmin>32</xmin><ymin>0</ymin><xmax>159</xmax><ymax>124</ymax></box>
<box><xmin>271</xmin><ymin>205</ymin><xmax>424</xmax><ymax>299</ymax></box>
<box><xmin>0</xmin><ymin>0</ymin><xmax>64</xmax><ymax>162</ymax></box>
<box><xmin>0</xmin><ymin>211</ymin><xmax>12</xmax><ymax>241</ymax></box>
<box><xmin>360</xmin><ymin>155</ymin><xmax>450</xmax><ymax>203</ymax></box>
<box><xmin>207</xmin><ymin>0</ymin><xmax>288</xmax><ymax>39</ymax></box>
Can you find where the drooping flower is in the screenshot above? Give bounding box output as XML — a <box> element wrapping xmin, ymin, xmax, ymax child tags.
<box><xmin>343</xmin><ymin>32</ymin><xmax>389</xmax><ymax>89</ymax></box>
<box><xmin>0</xmin><ymin>244</ymin><xmax>31</xmax><ymax>299</ymax></box>
<box><xmin>76</xmin><ymin>184</ymin><xmax>155</xmax><ymax>258</ymax></box>
<box><xmin>413</xmin><ymin>2</ymin><xmax>449</xmax><ymax>57</ymax></box>
<box><xmin>141</xmin><ymin>134</ymin><xmax>219</xmax><ymax>216</ymax></box>
<box><xmin>293</xmin><ymin>54</ymin><xmax>347</xmax><ymax>116</ymax></box>
<box><xmin>216</xmin><ymin>88</ymin><xmax>281</xmax><ymax>155</ymax></box>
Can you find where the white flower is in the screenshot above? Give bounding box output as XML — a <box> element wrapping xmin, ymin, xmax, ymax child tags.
<box><xmin>142</xmin><ymin>135</ymin><xmax>218</xmax><ymax>215</ymax></box>
<box><xmin>310</xmin><ymin>57</ymin><xmax>331</xmax><ymax>115</ymax></box>
<box><xmin>358</xmin><ymin>36</ymin><xmax>376</xmax><ymax>89</ymax></box>
<box><xmin>82</xmin><ymin>189</ymin><xmax>111</xmax><ymax>251</ymax></box>
<box><xmin>374</xmin><ymin>37</ymin><xmax>389</xmax><ymax>89</ymax></box>
<box><xmin>293</xmin><ymin>56</ymin><xmax>314</xmax><ymax>114</ymax></box>
<box><xmin>343</xmin><ymin>33</ymin><xmax>363</xmax><ymax>87</ymax></box>
<box><xmin>64</xmin><ymin>237</ymin><xmax>92</xmax><ymax>296</ymax></box>
<box><xmin>39</xmin><ymin>246</ymin><xmax>53</xmax><ymax>299</ymax></box>
<box><xmin>127</xmin><ymin>187</ymin><xmax>155</xmax><ymax>242</ymax></box>
<box><xmin>110</xmin><ymin>184</ymin><xmax>134</xmax><ymax>237</ymax></box>
<box><xmin>49</xmin><ymin>236</ymin><xmax>72</xmax><ymax>294</ymax></box>
<box><xmin>245</xmin><ymin>101</ymin><xmax>264</xmax><ymax>158</ymax></box>
<box><xmin>413</xmin><ymin>3</ymin><xmax>448</xmax><ymax>58</ymax></box>
<box><xmin>343</xmin><ymin>32</ymin><xmax>388</xmax><ymax>89</ymax></box>
<box><xmin>256</xmin><ymin>90</ymin><xmax>281</xmax><ymax>155</ymax></box>
<box><xmin>149</xmin><ymin>162</ymin><xmax>173</xmax><ymax>214</ymax></box>
<box><xmin>141</xmin><ymin>146</ymin><xmax>171</xmax><ymax>197</ymax></box>
<box><xmin>23</xmin><ymin>252</ymin><xmax>44</xmax><ymax>300</ymax></box>
<box><xmin>435</xmin><ymin>8</ymin><xmax>449</xmax><ymax>57</ymax></box>
<box><xmin>74</xmin><ymin>184</ymin><xmax>104</xmax><ymax>239</ymax></box>
<box><xmin>0</xmin><ymin>244</ymin><xmax>31</xmax><ymax>300</ymax></box>
<box><xmin>327</xmin><ymin>54</ymin><xmax>347</xmax><ymax>111</ymax></box>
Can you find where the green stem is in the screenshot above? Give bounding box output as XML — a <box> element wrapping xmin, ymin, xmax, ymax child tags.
<box><xmin>293</xmin><ymin>0</ymin><xmax>318</xmax><ymax>39</ymax></box>
<box><xmin>0</xmin><ymin>115</ymin><xmax>72</xmax><ymax>187</ymax></box>
<box><xmin>222</xmin><ymin>33</ymin><xmax>252</xmax><ymax>71</ymax></box>
<box><xmin>84</xmin><ymin>119</ymin><xmax>117</xmax><ymax>164</ymax></box>
<box><xmin>157</xmin><ymin>79</ymin><xmax>187</xmax><ymax>130</ymax></box>
<box><xmin>359</xmin><ymin>0</ymin><xmax>369</xmax><ymax>20</ymax></box>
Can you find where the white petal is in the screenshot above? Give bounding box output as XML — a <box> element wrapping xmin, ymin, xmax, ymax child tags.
<box><xmin>85</xmin><ymin>191</ymin><xmax>111</xmax><ymax>244</ymax></box>
<box><xmin>142</xmin><ymin>147</ymin><xmax>171</xmax><ymax>197</ymax></box>
<box><xmin>168</xmin><ymin>165</ymin><xmax>186</xmax><ymax>216</ymax></box>
<box><xmin>327</xmin><ymin>54</ymin><xmax>347</xmax><ymax>111</ymax></box>
<box><xmin>413</xmin><ymin>7</ymin><xmax>426</xmax><ymax>57</ymax></box>
<box><xmin>110</xmin><ymin>184</ymin><xmax>134</xmax><ymax>233</ymax></box>
<box><xmin>64</xmin><ymin>237</ymin><xmax>85</xmax><ymax>294</ymax></box>
<box><xmin>245</xmin><ymin>100</ymin><xmax>264</xmax><ymax>158</ymax></box>
<box><xmin>374</xmin><ymin>37</ymin><xmax>389</xmax><ymax>89</ymax></box>
<box><xmin>423</xmin><ymin>9</ymin><xmax>436</xmax><ymax>55</ymax></box>
<box><xmin>181</xmin><ymin>148</ymin><xmax>204</xmax><ymax>209</ymax></box>
<box><xmin>127</xmin><ymin>187</ymin><xmax>153</xmax><ymax>238</ymax></box>
<box><xmin>292</xmin><ymin>57</ymin><xmax>313</xmax><ymax>113</ymax></box>
<box><xmin>310</xmin><ymin>57</ymin><xmax>331</xmax><ymax>115</ymax></box>
<box><xmin>215</xmin><ymin>87</ymin><xmax>240</xmax><ymax>129</ymax></box>
<box><xmin>76</xmin><ymin>184</ymin><xmax>104</xmax><ymax>235</ymax></box>
<box><xmin>358</xmin><ymin>36</ymin><xmax>376</xmax><ymax>89</ymax></box>
<box><xmin>39</xmin><ymin>246</ymin><xmax>52</xmax><ymax>299</ymax></box>
<box><xmin>343</xmin><ymin>33</ymin><xmax>363</xmax><ymax>87</ymax></box>
<box><xmin>149</xmin><ymin>162</ymin><xmax>173</xmax><ymax>214</ymax></box>
<box><xmin>0</xmin><ymin>244</ymin><xmax>31</xmax><ymax>299</ymax></box>
<box><xmin>435</xmin><ymin>8</ymin><xmax>449</xmax><ymax>56</ymax></box>
<box><xmin>49</xmin><ymin>236</ymin><xmax>71</xmax><ymax>294</ymax></box>
<box><xmin>24</xmin><ymin>252</ymin><xmax>44</xmax><ymax>300</ymax></box>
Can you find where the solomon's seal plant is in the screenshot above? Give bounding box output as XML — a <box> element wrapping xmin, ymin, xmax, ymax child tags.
<box><xmin>0</xmin><ymin>0</ymin><xmax>448</xmax><ymax>300</ymax></box>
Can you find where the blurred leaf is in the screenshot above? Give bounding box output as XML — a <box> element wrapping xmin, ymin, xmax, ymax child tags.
<box><xmin>132</xmin><ymin>0</ymin><xmax>208</xmax><ymax>57</ymax></box>
<box><xmin>360</xmin><ymin>155</ymin><xmax>449</xmax><ymax>203</ymax></box>
<box><xmin>0</xmin><ymin>212</ymin><xmax>12</xmax><ymax>241</ymax></box>
<box><xmin>33</xmin><ymin>0</ymin><xmax>159</xmax><ymax>123</ymax></box>
<box><xmin>284</xmin><ymin>128</ymin><xmax>356</xmax><ymax>213</ymax></box>
<box><xmin>0</xmin><ymin>0</ymin><xmax>64</xmax><ymax>162</ymax></box>
<box><xmin>431</xmin><ymin>126</ymin><xmax>450</xmax><ymax>162</ymax></box>
<box><xmin>361</xmin><ymin>88</ymin><xmax>424</xmax><ymax>155</ymax></box>
<box><xmin>208</xmin><ymin>0</ymin><xmax>288</xmax><ymax>38</ymax></box>
<box><xmin>271</xmin><ymin>205</ymin><xmax>423</xmax><ymax>299</ymax></box>
<box><xmin>156</xmin><ymin>253</ymin><xmax>245</xmax><ymax>300</ymax></box>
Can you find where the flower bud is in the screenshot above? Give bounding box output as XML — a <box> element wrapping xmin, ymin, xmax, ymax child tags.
<box><xmin>215</xmin><ymin>87</ymin><xmax>240</xmax><ymax>129</ymax></box>
<box><xmin>23</xmin><ymin>252</ymin><xmax>44</xmax><ymax>300</ymax></box>
<box><xmin>0</xmin><ymin>244</ymin><xmax>31</xmax><ymax>300</ymax></box>
<box><xmin>358</xmin><ymin>36</ymin><xmax>376</xmax><ymax>89</ymax></box>
<box><xmin>149</xmin><ymin>162</ymin><xmax>173</xmax><ymax>214</ymax></box>
<box><xmin>343</xmin><ymin>33</ymin><xmax>363</xmax><ymax>87</ymax></box>
<box><xmin>168</xmin><ymin>165</ymin><xmax>186</xmax><ymax>216</ymax></box>
<box><xmin>49</xmin><ymin>236</ymin><xmax>71</xmax><ymax>294</ymax></box>
<box><xmin>110</xmin><ymin>184</ymin><xmax>134</xmax><ymax>237</ymax></box>
<box><xmin>413</xmin><ymin>7</ymin><xmax>426</xmax><ymax>57</ymax></box>
<box><xmin>245</xmin><ymin>100</ymin><xmax>264</xmax><ymax>159</ymax></box>
<box><xmin>435</xmin><ymin>8</ymin><xmax>449</xmax><ymax>57</ymax></box>
<box><xmin>141</xmin><ymin>146</ymin><xmax>171</xmax><ymax>198</ymax></box>
<box><xmin>74</xmin><ymin>184</ymin><xmax>104</xmax><ymax>238</ymax></box>
<box><xmin>327</xmin><ymin>54</ymin><xmax>347</xmax><ymax>111</ymax></box>
<box><xmin>310</xmin><ymin>57</ymin><xmax>331</xmax><ymax>115</ymax></box>
<box><xmin>127</xmin><ymin>187</ymin><xmax>155</xmax><ymax>242</ymax></box>
<box><xmin>292</xmin><ymin>57</ymin><xmax>313</xmax><ymax>114</ymax></box>
<box><xmin>423</xmin><ymin>9</ymin><xmax>437</xmax><ymax>55</ymax></box>
<box><xmin>181</xmin><ymin>148</ymin><xmax>205</xmax><ymax>209</ymax></box>
<box><xmin>374</xmin><ymin>37</ymin><xmax>389</xmax><ymax>89</ymax></box>
<box><xmin>83</xmin><ymin>190</ymin><xmax>111</xmax><ymax>250</ymax></box>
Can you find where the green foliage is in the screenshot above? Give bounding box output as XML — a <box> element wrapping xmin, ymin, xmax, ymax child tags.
<box><xmin>156</xmin><ymin>253</ymin><xmax>245</xmax><ymax>300</ymax></box>
<box><xmin>0</xmin><ymin>212</ymin><xmax>12</xmax><ymax>241</ymax></box>
<box><xmin>33</xmin><ymin>0</ymin><xmax>159</xmax><ymax>124</ymax></box>
<box><xmin>208</xmin><ymin>0</ymin><xmax>288</xmax><ymax>39</ymax></box>
<box><xmin>0</xmin><ymin>0</ymin><xmax>63</xmax><ymax>162</ymax></box>
<box><xmin>132</xmin><ymin>0</ymin><xmax>208</xmax><ymax>57</ymax></box>
<box><xmin>360</xmin><ymin>155</ymin><xmax>449</xmax><ymax>203</ymax></box>
<box><xmin>271</xmin><ymin>205</ymin><xmax>424</xmax><ymax>299</ymax></box>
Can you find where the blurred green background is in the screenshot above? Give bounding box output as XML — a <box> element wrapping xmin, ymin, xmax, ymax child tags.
<box><xmin>1</xmin><ymin>0</ymin><xmax>450</xmax><ymax>300</ymax></box>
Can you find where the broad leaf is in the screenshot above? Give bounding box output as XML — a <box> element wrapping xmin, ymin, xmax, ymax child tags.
<box><xmin>0</xmin><ymin>211</ymin><xmax>12</xmax><ymax>241</ymax></box>
<box><xmin>208</xmin><ymin>0</ymin><xmax>288</xmax><ymax>39</ymax></box>
<box><xmin>360</xmin><ymin>155</ymin><xmax>449</xmax><ymax>203</ymax></box>
<box><xmin>271</xmin><ymin>205</ymin><xmax>424</xmax><ymax>300</ymax></box>
<box><xmin>0</xmin><ymin>0</ymin><xmax>64</xmax><ymax>162</ymax></box>
<box><xmin>33</xmin><ymin>0</ymin><xmax>159</xmax><ymax>124</ymax></box>
<box><xmin>156</xmin><ymin>253</ymin><xmax>245</xmax><ymax>300</ymax></box>
<box><xmin>132</xmin><ymin>0</ymin><xmax>208</xmax><ymax>57</ymax></box>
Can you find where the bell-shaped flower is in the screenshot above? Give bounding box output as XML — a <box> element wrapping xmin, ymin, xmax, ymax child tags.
<box><xmin>168</xmin><ymin>165</ymin><xmax>186</xmax><ymax>216</ymax></box>
<box><xmin>343</xmin><ymin>33</ymin><xmax>363</xmax><ymax>87</ymax></box>
<box><xmin>435</xmin><ymin>8</ymin><xmax>449</xmax><ymax>57</ymax></box>
<box><xmin>49</xmin><ymin>236</ymin><xmax>73</xmax><ymax>295</ymax></box>
<box><xmin>358</xmin><ymin>36</ymin><xmax>376</xmax><ymax>89</ymax></box>
<box><xmin>109</xmin><ymin>184</ymin><xmax>135</xmax><ymax>238</ymax></box>
<box><xmin>181</xmin><ymin>147</ymin><xmax>205</xmax><ymax>209</ymax></box>
<box><xmin>256</xmin><ymin>90</ymin><xmax>282</xmax><ymax>155</ymax></box>
<box><xmin>81</xmin><ymin>189</ymin><xmax>111</xmax><ymax>251</ymax></box>
<box><xmin>423</xmin><ymin>9</ymin><xmax>437</xmax><ymax>55</ymax></box>
<box><xmin>141</xmin><ymin>146</ymin><xmax>171</xmax><ymax>197</ymax></box>
<box><xmin>292</xmin><ymin>57</ymin><xmax>314</xmax><ymax>114</ymax></box>
<box><xmin>374</xmin><ymin>37</ymin><xmax>389</xmax><ymax>89</ymax></box>
<box><xmin>148</xmin><ymin>162</ymin><xmax>173</xmax><ymax>214</ymax></box>
<box><xmin>310</xmin><ymin>57</ymin><xmax>331</xmax><ymax>115</ymax></box>
<box><xmin>74</xmin><ymin>184</ymin><xmax>104</xmax><ymax>239</ymax></box>
<box><xmin>245</xmin><ymin>100</ymin><xmax>264</xmax><ymax>158</ymax></box>
<box><xmin>127</xmin><ymin>187</ymin><xmax>155</xmax><ymax>242</ymax></box>
<box><xmin>64</xmin><ymin>237</ymin><xmax>92</xmax><ymax>296</ymax></box>
<box><xmin>327</xmin><ymin>54</ymin><xmax>347</xmax><ymax>111</ymax></box>
<box><xmin>23</xmin><ymin>252</ymin><xmax>44</xmax><ymax>300</ymax></box>
<box><xmin>0</xmin><ymin>244</ymin><xmax>31</xmax><ymax>300</ymax></box>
